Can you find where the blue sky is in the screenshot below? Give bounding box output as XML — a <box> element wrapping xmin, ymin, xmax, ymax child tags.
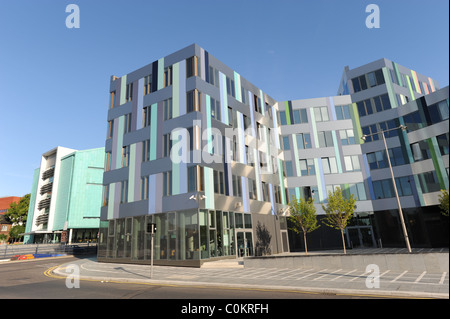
<box><xmin>0</xmin><ymin>0</ymin><xmax>448</xmax><ymax>197</ymax></box>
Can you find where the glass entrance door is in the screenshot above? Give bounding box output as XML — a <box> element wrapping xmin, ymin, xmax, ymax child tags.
<box><xmin>236</xmin><ymin>231</ymin><xmax>253</xmax><ymax>257</ymax></box>
<box><xmin>346</xmin><ymin>226</ymin><xmax>376</xmax><ymax>248</ymax></box>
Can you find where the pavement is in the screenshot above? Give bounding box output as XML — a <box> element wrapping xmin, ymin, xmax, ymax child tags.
<box><xmin>47</xmin><ymin>248</ymin><xmax>449</xmax><ymax>299</ymax></box>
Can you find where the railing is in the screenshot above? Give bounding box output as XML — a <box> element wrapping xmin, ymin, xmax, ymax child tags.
<box><xmin>0</xmin><ymin>243</ymin><xmax>97</xmax><ymax>260</ymax></box>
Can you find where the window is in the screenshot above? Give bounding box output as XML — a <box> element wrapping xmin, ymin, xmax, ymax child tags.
<box><xmin>428</xmin><ymin>100</ymin><xmax>449</xmax><ymax>124</ymax></box>
<box><xmin>282</xmin><ymin>136</ymin><xmax>290</xmax><ymax>150</ymax></box>
<box><xmin>163</xmin><ymin>171</ymin><xmax>172</xmax><ymax>196</ymax></box>
<box><xmin>373</xmin><ymin>176</ymin><xmax>413</xmax><ymax>199</ymax></box>
<box><xmin>318</xmin><ymin>131</ymin><xmax>334</xmax><ymax>147</ymax></box>
<box><xmin>321</xmin><ymin>157</ymin><xmax>338</xmax><ymax>174</ymax></box>
<box><xmin>437</xmin><ymin>133</ymin><xmax>449</xmax><ymax>155</ymax></box>
<box><xmin>299</xmin><ymin>159</ymin><xmax>315</xmax><ymax>176</ymax></box>
<box><xmin>125</xmin><ymin>83</ymin><xmax>133</xmax><ymax>102</ymax></box>
<box><xmin>107</xmin><ymin>120</ymin><xmax>114</xmax><ymax>139</ymax></box>
<box><xmin>254</xmin><ymin>94</ymin><xmax>261</xmax><ymax>113</ymax></box>
<box><xmin>373</xmin><ymin>94</ymin><xmax>392</xmax><ymax>112</ymax></box>
<box><xmin>164</xmin><ymin>66</ymin><xmax>172</xmax><ymax>87</ymax></box>
<box><xmin>207</xmin><ymin>66</ymin><xmax>220</xmax><ymax>88</ymax></box>
<box><xmin>352</xmin><ymin>70</ymin><xmax>384</xmax><ymax>93</ymax></box>
<box><xmin>402</xmin><ymin>111</ymin><xmax>423</xmax><ymax>132</ymax></box>
<box><xmin>210</xmin><ymin>97</ymin><xmax>221</xmax><ymax>121</ymax></box>
<box><xmin>163</xmin><ymin>134</ymin><xmax>172</xmax><ymax>158</ymax></box>
<box><xmin>347</xmin><ymin>183</ymin><xmax>367</xmax><ymax>201</ymax></box>
<box><xmin>187</xmin><ymin>89</ymin><xmax>201</xmax><ymax>113</ymax></box>
<box><xmin>314</xmin><ymin>106</ymin><xmax>329</xmax><ymax>122</ymax></box>
<box><xmin>142</xmin><ymin>140</ymin><xmax>150</xmax><ymax>162</ymax></box>
<box><xmin>124</xmin><ymin>113</ymin><xmax>132</xmax><ymax>134</ymax></box>
<box><xmin>367</xmin><ymin>151</ymin><xmax>386</xmax><ymax>170</ymax></box>
<box><xmin>411</xmin><ymin>140</ymin><xmax>431</xmax><ymax>162</ymax></box>
<box><xmin>122</xmin><ymin>145</ymin><xmax>130</xmax><ymax>167</ymax></box>
<box><xmin>417</xmin><ymin>171</ymin><xmax>440</xmax><ymax>194</ymax></box>
<box><xmin>356</xmin><ymin>99</ymin><xmax>373</xmax><ymax>117</ymax></box>
<box><xmin>261</xmin><ymin>182</ymin><xmax>269</xmax><ymax>202</ymax></box>
<box><xmin>141</xmin><ymin>176</ymin><xmax>149</xmax><ymax>200</ymax></box>
<box><xmin>110</xmin><ymin>91</ymin><xmax>116</xmax><ymax>109</ymax></box>
<box><xmin>293</xmin><ymin>109</ymin><xmax>308</xmax><ymax>124</ymax></box>
<box><xmin>285</xmin><ymin>161</ymin><xmax>294</xmax><ymax>177</ymax></box>
<box><xmin>296</xmin><ymin>133</ymin><xmax>312</xmax><ymax>149</ymax></box>
<box><xmin>227</xmin><ymin>107</ymin><xmax>234</xmax><ymax>127</ymax></box>
<box><xmin>344</xmin><ymin>155</ymin><xmax>360</xmax><ymax>172</ymax></box>
<box><xmin>232</xmin><ymin>175</ymin><xmax>242</xmax><ymax>197</ymax></box>
<box><xmin>163</xmin><ymin>98</ymin><xmax>173</xmax><ymax>121</ymax></box>
<box><xmin>186</xmin><ymin>56</ymin><xmax>199</xmax><ymax>78</ymax></box>
<box><xmin>144</xmin><ymin>75</ymin><xmax>153</xmax><ymax>95</ymax></box>
<box><xmin>335</xmin><ymin>104</ymin><xmax>351</xmax><ymax>120</ymax></box>
<box><xmin>248</xmin><ymin>178</ymin><xmax>257</xmax><ymax>200</ymax></box>
<box><xmin>339</xmin><ymin>129</ymin><xmax>355</xmax><ymax>145</ymax></box>
<box><xmin>226</xmin><ymin>77</ymin><xmax>235</xmax><ymax>98</ymax></box>
<box><xmin>279</xmin><ymin>111</ymin><xmax>287</xmax><ymax>125</ymax></box>
<box><xmin>213</xmin><ymin>170</ymin><xmax>225</xmax><ymax>195</ymax></box>
<box><xmin>105</xmin><ymin>152</ymin><xmax>111</xmax><ymax>171</ymax></box>
<box><xmin>187</xmin><ymin>166</ymin><xmax>204</xmax><ymax>192</ymax></box>
<box><xmin>120</xmin><ymin>180</ymin><xmax>128</xmax><ymax>203</ymax></box>
<box><xmin>143</xmin><ymin>105</ymin><xmax>151</xmax><ymax>127</ymax></box>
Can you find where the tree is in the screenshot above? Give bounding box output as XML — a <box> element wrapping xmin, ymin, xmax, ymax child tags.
<box><xmin>321</xmin><ymin>187</ymin><xmax>356</xmax><ymax>254</ymax></box>
<box><xmin>9</xmin><ymin>225</ymin><xmax>25</xmax><ymax>243</ymax></box>
<box><xmin>5</xmin><ymin>194</ymin><xmax>30</xmax><ymax>225</ymax></box>
<box><xmin>439</xmin><ymin>189</ymin><xmax>449</xmax><ymax>217</ymax></box>
<box><xmin>288</xmin><ymin>196</ymin><xmax>320</xmax><ymax>255</ymax></box>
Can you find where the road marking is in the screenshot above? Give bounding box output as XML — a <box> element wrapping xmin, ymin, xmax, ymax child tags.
<box><xmin>313</xmin><ymin>269</ymin><xmax>343</xmax><ymax>281</ymax></box>
<box><xmin>439</xmin><ymin>272</ymin><xmax>447</xmax><ymax>285</ymax></box>
<box><xmin>350</xmin><ymin>270</ymin><xmax>370</xmax><ymax>282</ymax></box>
<box><xmin>391</xmin><ymin>271</ymin><xmax>408</xmax><ymax>282</ymax></box>
<box><xmin>414</xmin><ymin>271</ymin><xmax>427</xmax><ymax>283</ymax></box>
<box><xmin>295</xmin><ymin>269</ymin><xmax>327</xmax><ymax>280</ymax></box>
<box><xmin>330</xmin><ymin>269</ymin><xmax>357</xmax><ymax>281</ymax></box>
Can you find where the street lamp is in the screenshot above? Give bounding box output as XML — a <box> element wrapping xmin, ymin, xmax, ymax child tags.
<box><xmin>361</xmin><ymin>124</ymin><xmax>412</xmax><ymax>253</ymax></box>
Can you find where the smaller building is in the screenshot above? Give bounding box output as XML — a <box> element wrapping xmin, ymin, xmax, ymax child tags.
<box><xmin>0</xmin><ymin>196</ymin><xmax>21</xmax><ymax>243</ymax></box>
<box><xmin>24</xmin><ymin>147</ymin><xmax>105</xmax><ymax>244</ymax></box>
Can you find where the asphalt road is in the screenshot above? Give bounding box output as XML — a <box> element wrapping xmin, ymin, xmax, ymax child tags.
<box><xmin>0</xmin><ymin>256</ymin><xmax>383</xmax><ymax>300</ymax></box>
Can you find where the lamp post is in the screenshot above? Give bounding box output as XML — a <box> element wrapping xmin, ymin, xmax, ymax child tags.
<box><xmin>361</xmin><ymin>124</ymin><xmax>412</xmax><ymax>253</ymax></box>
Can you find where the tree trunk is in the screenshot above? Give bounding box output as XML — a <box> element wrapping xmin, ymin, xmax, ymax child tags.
<box><xmin>340</xmin><ymin>229</ymin><xmax>346</xmax><ymax>254</ymax></box>
<box><xmin>303</xmin><ymin>233</ymin><xmax>308</xmax><ymax>255</ymax></box>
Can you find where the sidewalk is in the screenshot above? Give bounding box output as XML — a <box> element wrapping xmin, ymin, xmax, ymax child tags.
<box><xmin>50</xmin><ymin>250</ymin><xmax>449</xmax><ymax>299</ymax></box>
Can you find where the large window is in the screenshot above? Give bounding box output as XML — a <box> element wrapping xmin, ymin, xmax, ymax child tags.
<box><xmin>293</xmin><ymin>109</ymin><xmax>308</xmax><ymax>124</ymax></box>
<box><xmin>187</xmin><ymin>89</ymin><xmax>201</xmax><ymax>113</ymax></box>
<box><xmin>335</xmin><ymin>104</ymin><xmax>351</xmax><ymax>120</ymax></box>
<box><xmin>314</xmin><ymin>106</ymin><xmax>329</xmax><ymax>122</ymax></box>
<box><xmin>417</xmin><ymin>171</ymin><xmax>441</xmax><ymax>194</ymax></box>
<box><xmin>339</xmin><ymin>129</ymin><xmax>356</xmax><ymax>145</ymax></box>
<box><xmin>411</xmin><ymin>140</ymin><xmax>431</xmax><ymax>162</ymax></box>
<box><xmin>296</xmin><ymin>133</ymin><xmax>312</xmax><ymax>149</ymax></box>
<box><xmin>321</xmin><ymin>157</ymin><xmax>338</xmax><ymax>174</ymax></box>
<box><xmin>122</xmin><ymin>145</ymin><xmax>130</xmax><ymax>167</ymax></box>
<box><xmin>144</xmin><ymin>75</ymin><xmax>153</xmax><ymax>95</ymax></box>
<box><xmin>352</xmin><ymin>69</ymin><xmax>384</xmax><ymax>93</ymax></box>
<box><xmin>186</xmin><ymin>56</ymin><xmax>200</xmax><ymax>78</ymax></box>
<box><xmin>164</xmin><ymin>66</ymin><xmax>172</xmax><ymax>87</ymax></box>
<box><xmin>344</xmin><ymin>155</ymin><xmax>361</xmax><ymax>172</ymax></box>
<box><xmin>125</xmin><ymin>83</ymin><xmax>133</xmax><ymax>102</ymax></box>
<box><xmin>143</xmin><ymin>105</ymin><xmax>151</xmax><ymax>127</ymax></box>
<box><xmin>318</xmin><ymin>131</ymin><xmax>334</xmax><ymax>147</ymax></box>
<box><xmin>163</xmin><ymin>98</ymin><xmax>173</xmax><ymax>121</ymax></box>
<box><xmin>373</xmin><ymin>176</ymin><xmax>413</xmax><ymax>199</ymax></box>
<box><xmin>299</xmin><ymin>159</ymin><xmax>315</xmax><ymax>176</ymax></box>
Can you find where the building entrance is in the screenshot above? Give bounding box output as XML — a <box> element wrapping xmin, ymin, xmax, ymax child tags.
<box><xmin>236</xmin><ymin>230</ymin><xmax>253</xmax><ymax>257</ymax></box>
<box><xmin>346</xmin><ymin>226</ymin><xmax>377</xmax><ymax>248</ymax></box>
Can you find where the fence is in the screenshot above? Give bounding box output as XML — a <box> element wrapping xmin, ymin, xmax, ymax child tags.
<box><xmin>0</xmin><ymin>243</ymin><xmax>97</xmax><ymax>260</ymax></box>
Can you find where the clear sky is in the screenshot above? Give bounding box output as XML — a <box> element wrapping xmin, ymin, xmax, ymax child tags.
<box><xmin>0</xmin><ymin>0</ymin><xmax>448</xmax><ymax>197</ymax></box>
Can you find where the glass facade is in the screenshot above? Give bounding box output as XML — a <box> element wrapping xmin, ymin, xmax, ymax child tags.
<box><xmin>98</xmin><ymin>209</ymin><xmax>258</xmax><ymax>264</ymax></box>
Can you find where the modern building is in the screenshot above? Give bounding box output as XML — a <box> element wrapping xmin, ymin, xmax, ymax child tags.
<box><xmin>24</xmin><ymin>146</ymin><xmax>105</xmax><ymax>244</ymax></box>
<box><xmin>97</xmin><ymin>44</ymin><xmax>448</xmax><ymax>267</ymax></box>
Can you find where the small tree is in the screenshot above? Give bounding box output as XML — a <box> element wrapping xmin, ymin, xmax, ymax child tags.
<box><xmin>288</xmin><ymin>196</ymin><xmax>320</xmax><ymax>255</ymax></box>
<box><xmin>439</xmin><ymin>189</ymin><xmax>449</xmax><ymax>217</ymax></box>
<box><xmin>5</xmin><ymin>194</ymin><xmax>30</xmax><ymax>225</ymax></box>
<box><xmin>321</xmin><ymin>187</ymin><xmax>356</xmax><ymax>254</ymax></box>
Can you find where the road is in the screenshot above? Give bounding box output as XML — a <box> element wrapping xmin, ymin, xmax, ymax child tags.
<box><xmin>0</xmin><ymin>256</ymin><xmax>384</xmax><ymax>300</ymax></box>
